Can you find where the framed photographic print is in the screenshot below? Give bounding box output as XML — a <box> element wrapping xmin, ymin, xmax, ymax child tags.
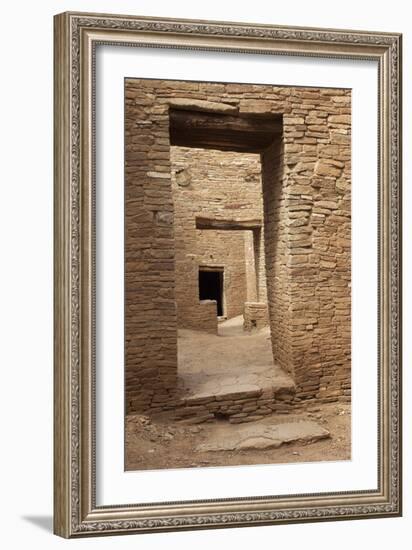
<box><xmin>53</xmin><ymin>11</ymin><xmax>402</xmax><ymax>537</ymax></box>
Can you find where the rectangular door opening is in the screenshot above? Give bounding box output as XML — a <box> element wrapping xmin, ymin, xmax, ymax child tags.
<box><xmin>199</xmin><ymin>268</ymin><xmax>224</xmax><ymax>317</ymax></box>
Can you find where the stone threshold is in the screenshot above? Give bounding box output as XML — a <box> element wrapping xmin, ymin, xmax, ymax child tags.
<box><xmin>174</xmin><ymin>379</ymin><xmax>296</xmax><ymax>425</ymax></box>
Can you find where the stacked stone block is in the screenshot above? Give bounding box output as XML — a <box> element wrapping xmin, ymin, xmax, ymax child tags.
<box><xmin>174</xmin><ymin>384</ymin><xmax>296</xmax><ymax>424</ymax></box>
<box><xmin>125</xmin><ymin>86</ymin><xmax>178</xmax><ymax>414</ymax></box>
<box><xmin>243</xmin><ymin>302</ymin><xmax>269</xmax><ymax>331</ymax></box>
<box><xmin>195</xmin><ymin>300</ymin><xmax>218</xmax><ymax>334</ymax></box>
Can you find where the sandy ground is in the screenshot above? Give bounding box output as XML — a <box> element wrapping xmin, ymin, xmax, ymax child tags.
<box><xmin>125</xmin><ymin>402</ymin><xmax>351</xmax><ymax>471</ymax></box>
<box><xmin>177</xmin><ymin>316</ymin><xmax>294</xmax><ymax>399</ymax></box>
<box><xmin>126</xmin><ymin>316</ymin><xmax>350</xmax><ymax>471</ymax></box>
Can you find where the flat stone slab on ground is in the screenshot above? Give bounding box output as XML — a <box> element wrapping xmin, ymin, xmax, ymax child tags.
<box><xmin>195</xmin><ymin>421</ymin><xmax>330</xmax><ymax>452</ymax></box>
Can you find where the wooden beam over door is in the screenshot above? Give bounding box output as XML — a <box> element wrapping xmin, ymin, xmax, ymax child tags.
<box><xmin>196</xmin><ymin>216</ymin><xmax>262</xmax><ymax>231</ymax></box>
<box><xmin>169</xmin><ymin>109</ymin><xmax>282</xmax><ymax>153</ymax></box>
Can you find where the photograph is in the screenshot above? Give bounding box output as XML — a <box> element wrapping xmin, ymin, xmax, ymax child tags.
<box><xmin>124</xmin><ymin>78</ymin><xmax>352</xmax><ymax>471</ymax></box>
<box><xmin>52</xmin><ymin>11</ymin><xmax>401</xmax><ymax>537</ymax></box>
<box><xmin>0</xmin><ymin>0</ymin><xmax>407</xmax><ymax>546</ymax></box>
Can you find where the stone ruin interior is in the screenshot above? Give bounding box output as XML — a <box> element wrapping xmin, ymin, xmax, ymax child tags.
<box><xmin>125</xmin><ymin>78</ymin><xmax>351</xmax><ymax>434</ymax></box>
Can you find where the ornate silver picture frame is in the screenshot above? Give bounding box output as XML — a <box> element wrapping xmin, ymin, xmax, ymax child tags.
<box><xmin>54</xmin><ymin>11</ymin><xmax>402</xmax><ymax>538</ymax></box>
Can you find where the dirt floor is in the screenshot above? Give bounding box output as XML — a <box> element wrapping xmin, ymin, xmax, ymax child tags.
<box><xmin>126</xmin><ymin>316</ymin><xmax>350</xmax><ymax>471</ymax></box>
<box><xmin>125</xmin><ymin>402</ymin><xmax>351</xmax><ymax>471</ymax></box>
<box><xmin>177</xmin><ymin>316</ymin><xmax>294</xmax><ymax>400</ymax></box>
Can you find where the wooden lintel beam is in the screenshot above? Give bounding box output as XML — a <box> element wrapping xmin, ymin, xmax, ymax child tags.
<box><xmin>196</xmin><ymin>217</ymin><xmax>262</xmax><ymax>230</ymax></box>
<box><xmin>170</xmin><ymin>109</ymin><xmax>282</xmax><ymax>134</ymax></box>
<box><xmin>169</xmin><ymin>109</ymin><xmax>282</xmax><ymax>152</ymax></box>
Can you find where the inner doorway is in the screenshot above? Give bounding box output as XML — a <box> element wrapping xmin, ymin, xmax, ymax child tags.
<box><xmin>198</xmin><ymin>267</ymin><xmax>224</xmax><ymax>317</ymax></box>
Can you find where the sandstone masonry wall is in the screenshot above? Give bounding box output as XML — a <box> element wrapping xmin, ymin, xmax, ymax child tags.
<box><xmin>125</xmin><ymin>86</ymin><xmax>177</xmax><ymax>414</ymax></box>
<box><xmin>171</xmin><ymin>146</ymin><xmax>264</xmax><ymax>329</ymax></box>
<box><xmin>125</xmin><ymin>78</ymin><xmax>351</xmax><ymax>414</ymax></box>
<box><xmin>243</xmin><ymin>302</ymin><xmax>269</xmax><ymax>332</ymax></box>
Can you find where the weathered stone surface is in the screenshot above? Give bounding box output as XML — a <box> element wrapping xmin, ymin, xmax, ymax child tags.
<box><xmin>243</xmin><ymin>302</ymin><xmax>269</xmax><ymax>331</ymax></box>
<box><xmin>315</xmin><ymin>160</ymin><xmax>343</xmax><ymax>178</ymax></box>
<box><xmin>175</xmin><ymin>317</ymin><xmax>297</xmax><ymax>423</ymax></box>
<box><xmin>167</xmin><ymin>97</ymin><xmax>239</xmax><ymax>114</ymax></box>
<box><xmin>328</xmin><ymin>114</ymin><xmax>351</xmax><ymax>124</ymax></box>
<box><xmin>195</xmin><ymin>421</ymin><xmax>330</xmax><ymax>451</ymax></box>
<box><xmin>125</xmin><ymin>78</ymin><xmax>351</xmax><ymax>414</ymax></box>
<box><xmin>171</xmin><ymin>147</ymin><xmax>264</xmax><ymax>331</ymax></box>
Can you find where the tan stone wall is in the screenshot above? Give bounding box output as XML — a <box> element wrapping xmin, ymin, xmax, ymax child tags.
<box><xmin>282</xmin><ymin>98</ymin><xmax>351</xmax><ymax>403</ymax></box>
<box><xmin>175</xmin><ymin>383</ymin><xmax>296</xmax><ymax>424</ymax></box>
<box><xmin>244</xmin><ymin>231</ymin><xmax>258</xmax><ymax>302</ymax></box>
<box><xmin>125</xmin><ymin>78</ymin><xmax>351</xmax><ymax>413</ymax></box>
<box><xmin>243</xmin><ymin>302</ymin><xmax>269</xmax><ymax>331</ymax></box>
<box><xmin>170</xmin><ymin>146</ymin><xmax>264</xmax><ymax>328</ymax></box>
<box><xmin>262</xmin><ymin>139</ymin><xmax>292</xmax><ymax>375</ymax></box>
<box><xmin>197</xmin><ymin>229</ymin><xmax>247</xmax><ymax>320</ymax></box>
<box><xmin>194</xmin><ymin>301</ymin><xmax>218</xmax><ymax>335</ymax></box>
<box><xmin>125</xmin><ymin>85</ymin><xmax>177</xmax><ymax>414</ymax></box>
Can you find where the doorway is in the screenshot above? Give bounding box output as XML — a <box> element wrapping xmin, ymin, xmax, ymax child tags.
<box><xmin>198</xmin><ymin>268</ymin><xmax>224</xmax><ymax>317</ymax></box>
